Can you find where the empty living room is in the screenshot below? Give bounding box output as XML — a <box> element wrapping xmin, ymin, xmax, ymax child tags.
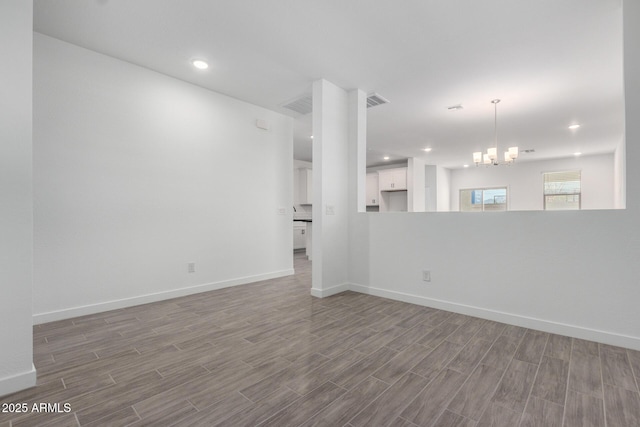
<box><xmin>2</xmin><ymin>1</ymin><xmax>639</xmax><ymax>426</ymax></box>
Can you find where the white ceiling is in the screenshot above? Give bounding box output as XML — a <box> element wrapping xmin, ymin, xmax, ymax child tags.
<box><xmin>34</xmin><ymin>0</ymin><xmax>624</xmax><ymax>168</ymax></box>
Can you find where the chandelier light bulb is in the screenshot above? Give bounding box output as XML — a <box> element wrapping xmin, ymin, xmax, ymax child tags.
<box><xmin>472</xmin><ymin>99</ymin><xmax>517</xmax><ymax>167</ymax></box>
<box><xmin>473</xmin><ymin>152</ymin><xmax>482</xmax><ymax>164</ymax></box>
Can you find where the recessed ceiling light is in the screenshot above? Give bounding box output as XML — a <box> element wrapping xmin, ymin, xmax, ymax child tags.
<box><xmin>423</xmin><ymin>148</ymin><xmax>432</xmax><ymax>152</ymax></box>
<box><xmin>310</xmin><ymin>135</ymin><xmax>314</xmax><ymax>139</ymax></box>
<box><xmin>568</xmin><ymin>124</ymin><xmax>581</xmax><ymax>130</ymax></box>
<box><xmin>383</xmin><ymin>156</ymin><xmax>390</xmax><ymax>160</ymax></box>
<box><xmin>574</xmin><ymin>152</ymin><xmax>582</xmax><ymax>156</ymax></box>
<box><xmin>463</xmin><ymin>164</ymin><xmax>469</xmax><ymax>168</ymax></box>
<box><xmin>191</xmin><ymin>59</ymin><xmax>209</xmax><ymax>70</ymax></box>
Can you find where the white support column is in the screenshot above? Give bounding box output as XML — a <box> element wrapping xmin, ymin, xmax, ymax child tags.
<box><xmin>347</xmin><ymin>89</ymin><xmax>370</xmax><ymax>288</ymax></box>
<box><xmin>311</xmin><ymin>79</ymin><xmax>351</xmax><ymax>297</ymax></box>
<box><xmin>425</xmin><ymin>165</ymin><xmax>438</xmax><ymax>212</ymax></box>
<box><xmin>408</xmin><ymin>157</ymin><xmax>426</xmax><ymax>212</ymax></box>
<box><xmin>350</xmin><ymin>90</ymin><xmax>368</xmax><ymax>213</ymax></box>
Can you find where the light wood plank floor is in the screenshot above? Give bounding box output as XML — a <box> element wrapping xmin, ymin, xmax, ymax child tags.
<box><xmin>2</xmin><ymin>251</ymin><xmax>639</xmax><ymax>426</ymax></box>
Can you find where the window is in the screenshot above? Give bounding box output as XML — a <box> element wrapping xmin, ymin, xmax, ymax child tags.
<box><xmin>460</xmin><ymin>187</ymin><xmax>507</xmax><ymax>212</ymax></box>
<box><xmin>543</xmin><ymin>170</ymin><xmax>581</xmax><ymax>210</ymax></box>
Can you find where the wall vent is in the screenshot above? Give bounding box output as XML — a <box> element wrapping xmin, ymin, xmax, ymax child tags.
<box><xmin>281</xmin><ymin>94</ymin><xmax>313</xmax><ymax>115</ymax></box>
<box><xmin>367</xmin><ymin>93</ymin><xmax>390</xmax><ymax>108</ymax></box>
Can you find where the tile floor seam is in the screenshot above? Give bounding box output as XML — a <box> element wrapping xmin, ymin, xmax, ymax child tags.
<box><xmin>519</xmin><ymin>333</ymin><xmax>551</xmax><ymax>426</ymax></box>
<box><xmin>598</xmin><ymin>343</ymin><xmax>609</xmax><ymax>427</ymax></box>
<box><xmin>628</xmin><ymin>349</ymin><xmax>640</xmax><ymax>394</ymax></box>
<box><xmin>481</xmin><ymin>330</ymin><xmax>526</xmax><ymax>421</ymax></box>
<box><xmin>560</xmin><ymin>337</ymin><xmax>575</xmax><ymax>427</ymax></box>
<box><xmin>344</xmin><ymin>373</ymin><xmax>427</xmax><ymax>427</ymax></box>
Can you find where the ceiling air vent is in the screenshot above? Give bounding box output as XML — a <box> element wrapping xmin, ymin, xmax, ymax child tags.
<box><xmin>282</xmin><ymin>92</ymin><xmax>389</xmax><ymax>114</ymax></box>
<box><xmin>367</xmin><ymin>93</ymin><xmax>390</xmax><ymax>108</ymax></box>
<box><xmin>281</xmin><ymin>94</ymin><xmax>313</xmax><ymax>115</ymax></box>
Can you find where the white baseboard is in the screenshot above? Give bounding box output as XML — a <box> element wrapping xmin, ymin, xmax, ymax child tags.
<box><xmin>32</xmin><ymin>272</ymin><xmax>640</xmax><ymax>351</ymax></box>
<box><xmin>349</xmin><ymin>283</ymin><xmax>640</xmax><ymax>351</ymax></box>
<box><xmin>33</xmin><ymin>269</ymin><xmax>295</xmax><ymax>324</ymax></box>
<box><xmin>0</xmin><ymin>364</ymin><xmax>36</xmax><ymax>398</ymax></box>
<box><xmin>310</xmin><ymin>282</ymin><xmax>350</xmax><ymax>298</ymax></box>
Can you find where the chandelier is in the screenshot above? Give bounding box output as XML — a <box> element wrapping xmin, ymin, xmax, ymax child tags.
<box><xmin>473</xmin><ymin>99</ymin><xmax>518</xmax><ymax>166</ymax></box>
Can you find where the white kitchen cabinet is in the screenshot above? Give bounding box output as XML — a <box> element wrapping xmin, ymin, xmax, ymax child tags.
<box><xmin>378</xmin><ymin>167</ymin><xmax>407</xmax><ymax>191</ymax></box>
<box><xmin>366</xmin><ymin>173</ymin><xmax>379</xmax><ymax>206</ymax></box>
<box><xmin>293</xmin><ymin>221</ymin><xmax>306</xmax><ymax>249</ymax></box>
<box><xmin>295</xmin><ymin>168</ymin><xmax>313</xmax><ymax>205</ymax></box>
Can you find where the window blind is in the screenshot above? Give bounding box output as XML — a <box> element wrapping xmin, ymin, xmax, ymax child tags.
<box><xmin>543</xmin><ymin>170</ymin><xmax>581</xmax><ymax>195</ymax></box>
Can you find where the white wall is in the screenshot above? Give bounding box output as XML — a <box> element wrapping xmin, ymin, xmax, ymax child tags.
<box><xmin>33</xmin><ymin>34</ymin><xmax>294</xmax><ymax>322</ymax></box>
<box><xmin>449</xmin><ymin>154</ymin><xmax>615</xmax><ymax>211</ymax></box>
<box><xmin>0</xmin><ymin>0</ymin><xmax>36</xmax><ymax>396</ymax></box>
<box><xmin>614</xmin><ymin>139</ymin><xmax>626</xmax><ymax>208</ymax></box>
<box><xmin>624</xmin><ymin>1</ymin><xmax>640</xmax><ymax>212</ymax></box>
<box><xmin>425</xmin><ymin>165</ymin><xmax>437</xmax><ymax>212</ymax></box>
<box><xmin>348</xmin><ymin>2</ymin><xmax>639</xmax><ymax>350</ymax></box>
<box><xmin>436</xmin><ymin>166</ymin><xmax>451</xmax><ymax>212</ymax></box>
<box><xmin>408</xmin><ymin>158</ymin><xmax>426</xmax><ymax>212</ymax></box>
<box><xmin>294</xmin><ymin>160</ymin><xmax>313</xmax><ymax>168</ymax></box>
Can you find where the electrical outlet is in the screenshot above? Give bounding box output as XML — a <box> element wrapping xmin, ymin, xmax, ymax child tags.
<box><xmin>325</xmin><ymin>205</ymin><xmax>335</xmax><ymax>215</ymax></box>
<box><xmin>422</xmin><ymin>270</ymin><xmax>431</xmax><ymax>282</ymax></box>
<box><xmin>188</xmin><ymin>262</ymin><xmax>196</xmax><ymax>273</ymax></box>
<box><xmin>277</xmin><ymin>207</ymin><xmax>286</xmax><ymax>215</ymax></box>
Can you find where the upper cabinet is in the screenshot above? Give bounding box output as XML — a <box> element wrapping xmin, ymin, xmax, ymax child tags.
<box><xmin>295</xmin><ymin>168</ymin><xmax>313</xmax><ymax>205</ymax></box>
<box><xmin>366</xmin><ymin>173</ymin><xmax>379</xmax><ymax>206</ymax></box>
<box><xmin>378</xmin><ymin>167</ymin><xmax>407</xmax><ymax>191</ymax></box>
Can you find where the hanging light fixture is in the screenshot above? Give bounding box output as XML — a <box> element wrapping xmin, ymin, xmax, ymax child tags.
<box><xmin>473</xmin><ymin>99</ymin><xmax>518</xmax><ymax>166</ymax></box>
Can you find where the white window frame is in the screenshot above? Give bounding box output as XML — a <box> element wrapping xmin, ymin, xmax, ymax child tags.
<box><xmin>543</xmin><ymin>170</ymin><xmax>581</xmax><ymax>210</ymax></box>
<box><xmin>459</xmin><ymin>186</ymin><xmax>508</xmax><ymax>212</ymax></box>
